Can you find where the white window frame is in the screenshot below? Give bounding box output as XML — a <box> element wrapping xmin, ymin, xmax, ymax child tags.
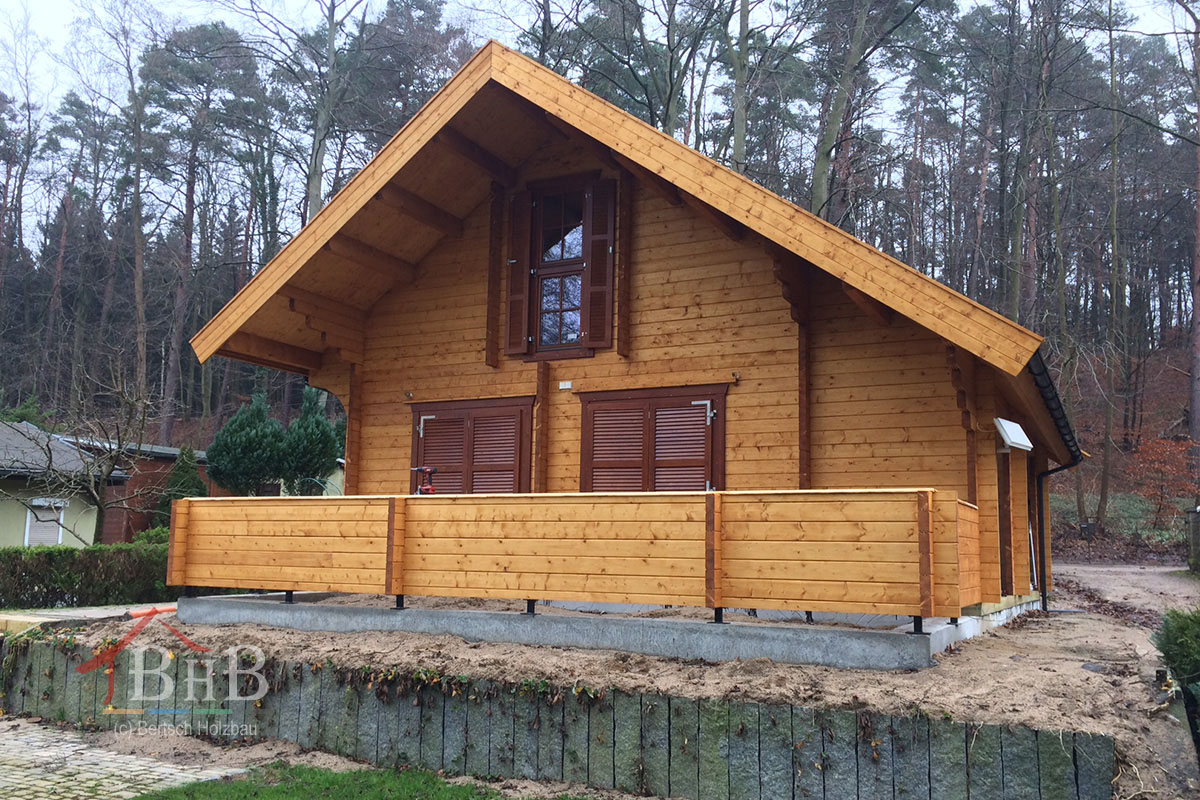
<box><xmin>24</xmin><ymin>498</ymin><xmax>68</xmax><ymax>547</ymax></box>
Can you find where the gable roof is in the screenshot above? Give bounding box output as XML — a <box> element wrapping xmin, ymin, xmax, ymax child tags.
<box><xmin>191</xmin><ymin>40</ymin><xmax>1042</xmax><ymax>376</ymax></box>
<box><xmin>189</xmin><ymin>41</ymin><xmax>1076</xmax><ymax>465</ymax></box>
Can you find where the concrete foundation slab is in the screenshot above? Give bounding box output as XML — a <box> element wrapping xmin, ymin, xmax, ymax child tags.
<box><xmin>176</xmin><ymin>594</ymin><xmax>1041</xmax><ymax>671</ymax></box>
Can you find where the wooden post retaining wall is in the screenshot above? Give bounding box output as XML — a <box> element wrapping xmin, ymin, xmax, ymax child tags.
<box><xmin>0</xmin><ymin>637</ymin><xmax>1115</xmax><ymax>799</ymax></box>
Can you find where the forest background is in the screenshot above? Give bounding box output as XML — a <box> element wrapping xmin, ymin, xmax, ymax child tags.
<box><xmin>2</xmin><ymin>0</ymin><xmax>1196</xmax><ymax>548</ymax></box>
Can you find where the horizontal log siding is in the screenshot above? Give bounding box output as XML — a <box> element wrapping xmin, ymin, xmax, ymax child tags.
<box><xmin>170</xmin><ymin>490</ymin><xmax>971</xmax><ymax>616</ymax></box>
<box><xmin>956</xmin><ymin>500</ymin><xmax>982</xmax><ymax>607</ymax></box>
<box><xmin>349</xmin><ymin>137</ymin><xmax>799</xmax><ymax>495</ymax></box>
<box><xmin>179</xmin><ymin>497</ymin><xmax>391</xmax><ymax>593</ymax></box>
<box><xmin>808</xmin><ymin>279</ymin><xmax>970</xmax><ymax>498</ymax></box>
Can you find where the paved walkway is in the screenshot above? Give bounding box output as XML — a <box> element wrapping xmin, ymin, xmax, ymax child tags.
<box><xmin>0</xmin><ymin>718</ymin><xmax>239</xmax><ymax>799</ymax></box>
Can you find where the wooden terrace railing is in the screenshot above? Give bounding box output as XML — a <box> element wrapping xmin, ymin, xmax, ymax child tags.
<box><xmin>167</xmin><ymin>490</ymin><xmax>980</xmax><ymax>618</ymax></box>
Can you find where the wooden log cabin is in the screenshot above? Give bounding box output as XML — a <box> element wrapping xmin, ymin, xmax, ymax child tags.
<box><xmin>174</xmin><ymin>41</ymin><xmax>1081</xmax><ymax>626</ymax></box>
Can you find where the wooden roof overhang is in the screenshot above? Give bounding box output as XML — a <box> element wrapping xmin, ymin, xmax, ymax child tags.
<box><xmin>190</xmin><ymin>41</ymin><xmax>1077</xmax><ymax>465</ymax></box>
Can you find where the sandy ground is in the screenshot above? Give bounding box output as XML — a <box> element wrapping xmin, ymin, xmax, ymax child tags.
<box><xmin>1054</xmin><ymin>563</ymin><xmax>1200</xmax><ymax>623</ymax></box>
<box><xmin>64</xmin><ymin>565</ymin><xmax>1200</xmax><ymax>800</ymax></box>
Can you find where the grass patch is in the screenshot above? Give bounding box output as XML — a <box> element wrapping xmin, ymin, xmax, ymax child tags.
<box><xmin>134</xmin><ymin>762</ymin><xmax>591</xmax><ymax>800</ymax></box>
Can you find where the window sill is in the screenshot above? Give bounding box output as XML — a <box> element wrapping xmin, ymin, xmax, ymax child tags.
<box><xmin>522</xmin><ymin>348</ymin><xmax>595</xmax><ymax>362</ymax></box>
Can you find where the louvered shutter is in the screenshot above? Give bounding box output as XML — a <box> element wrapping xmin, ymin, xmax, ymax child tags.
<box><xmin>505</xmin><ymin>191</ymin><xmax>532</xmax><ymax>355</ymax></box>
<box><xmin>418</xmin><ymin>415</ymin><xmax>467</xmax><ymax>493</ymax></box>
<box><xmin>581</xmin><ymin>179</ymin><xmax>615</xmax><ymax>349</ymax></box>
<box><xmin>584</xmin><ymin>403</ymin><xmax>645</xmax><ymax>491</ymax></box>
<box><xmin>652</xmin><ymin>403</ymin><xmax>709</xmax><ymax>491</ymax></box>
<box><xmin>26</xmin><ymin>508</ymin><xmax>62</xmax><ymax>546</ymax></box>
<box><xmin>470</xmin><ymin>411</ymin><xmax>520</xmax><ymax>493</ymax></box>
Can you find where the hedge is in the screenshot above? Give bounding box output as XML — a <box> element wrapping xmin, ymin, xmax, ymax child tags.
<box><xmin>0</xmin><ymin>542</ymin><xmax>173</xmax><ymax>609</ymax></box>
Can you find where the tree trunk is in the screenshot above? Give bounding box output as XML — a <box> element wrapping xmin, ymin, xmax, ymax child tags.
<box><xmin>811</xmin><ymin>0</ymin><xmax>869</xmax><ymax>219</ymax></box>
<box><xmin>158</xmin><ymin>132</ymin><xmax>202</xmax><ymax>445</ymax></box>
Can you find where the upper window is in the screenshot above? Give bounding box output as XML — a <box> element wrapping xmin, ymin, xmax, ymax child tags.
<box><xmin>506</xmin><ymin>177</ymin><xmax>617</xmax><ymax>359</ymax></box>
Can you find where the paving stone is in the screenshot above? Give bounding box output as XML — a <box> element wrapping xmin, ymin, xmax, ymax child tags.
<box><xmin>728</xmin><ymin>699</ymin><xmax>759</xmax><ymax>800</ymax></box>
<box><xmin>536</xmin><ymin>694</ymin><xmax>563</xmax><ymax>781</ymax></box>
<box><xmin>1001</xmin><ymin>726</ymin><xmax>1039</xmax><ymax>799</ymax></box>
<box><xmin>612</xmin><ymin>690</ymin><xmax>641</xmax><ymax>794</ymax></box>
<box><xmin>274</xmin><ymin>662</ymin><xmax>302</xmax><ymax>745</ymax></box>
<box><xmin>588</xmin><ymin>692</ymin><xmax>615</xmax><ymax>789</ymax></box>
<box><xmin>387</xmin><ymin>684</ymin><xmax>423</xmax><ymax>768</ymax></box>
<box><xmin>858</xmin><ymin>711</ymin><xmax>893</xmax><ymax>800</ymax></box>
<box><xmin>296</xmin><ymin>662</ymin><xmax>322</xmax><ymax>750</ymax></box>
<box><xmin>490</xmin><ymin>684</ymin><xmax>516</xmax><ymax>778</ymax></box>
<box><xmin>1075</xmin><ymin>731</ymin><xmax>1115</xmax><ymax>800</ymax></box>
<box><xmin>640</xmin><ymin>693</ymin><xmax>669</xmax><ymax>798</ymax></box>
<box><xmin>1038</xmin><ymin>729</ymin><xmax>1078</xmax><ymax>800</ymax></box>
<box><xmin>668</xmin><ymin>696</ymin><xmax>699</xmax><ymax>800</ymax></box>
<box><xmin>929</xmin><ymin>718</ymin><xmax>968</xmax><ymax>799</ymax></box>
<box><xmin>513</xmin><ymin>688</ymin><xmax>539</xmax><ymax>780</ymax></box>
<box><xmin>355</xmin><ymin>678</ymin><xmax>382</xmax><ymax>764</ymax></box>
<box><xmin>418</xmin><ymin>684</ymin><xmax>444</xmax><ymax>771</ymax></box>
<box><xmin>698</xmin><ymin>698</ymin><xmax>729</xmax><ymax>800</ymax></box>
<box><xmin>444</xmin><ymin>687</ymin><xmax>469</xmax><ymax>775</ymax></box>
<box><xmin>968</xmin><ymin>724</ymin><xmax>1003</xmax><ymax>800</ymax></box>
<box><xmin>822</xmin><ymin>709</ymin><xmax>859</xmax><ymax>800</ymax></box>
<box><xmin>792</xmin><ymin>706</ymin><xmax>823</xmax><ymax>800</ymax></box>
<box><xmin>464</xmin><ymin>681</ymin><xmax>492</xmax><ymax>777</ymax></box>
<box><xmin>562</xmin><ymin>694</ymin><xmax>589</xmax><ymax>784</ymax></box>
<box><xmin>0</xmin><ymin>718</ymin><xmax>243</xmax><ymax>799</ymax></box>
<box><xmin>891</xmin><ymin>714</ymin><xmax>930</xmax><ymax>799</ymax></box>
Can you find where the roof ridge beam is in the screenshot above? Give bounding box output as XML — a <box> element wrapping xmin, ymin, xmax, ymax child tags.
<box><xmin>435</xmin><ymin>126</ymin><xmax>517</xmax><ymax>187</ymax></box>
<box><xmin>375</xmin><ymin>184</ymin><xmax>463</xmax><ymax>237</ymax></box>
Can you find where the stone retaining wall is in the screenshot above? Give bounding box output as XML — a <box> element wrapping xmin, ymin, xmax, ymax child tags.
<box><xmin>0</xmin><ymin>637</ymin><xmax>1114</xmax><ymax>799</ymax></box>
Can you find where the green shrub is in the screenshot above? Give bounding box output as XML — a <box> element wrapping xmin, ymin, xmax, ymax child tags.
<box><xmin>153</xmin><ymin>445</ymin><xmax>208</xmax><ymax>528</ymax></box>
<box><xmin>207</xmin><ymin>393</ymin><xmax>285</xmax><ymax>495</ymax></box>
<box><xmin>133</xmin><ymin>526</ymin><xmax>170</xmax><ymax>546</ymax></box>
<box><xmin>0</xmin><ymin>543</ymin><xmax>173</xmax><ymax>609</ymax></box>
<box><xmin>282</xmin><ymin>387</ymin><xmax>339</xmax><ymax>496</ymax></box>
<box><xmin>1156</xmin><ymin>607</ymin><xmax>1200</xmax><ymax>687</ymax></box>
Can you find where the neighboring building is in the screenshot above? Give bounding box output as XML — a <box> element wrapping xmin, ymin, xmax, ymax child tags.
<box><xmin>63</xmin><ymin>439</ymin><xmax>217</xmax><ymax>544</ymax></box>
<box><xmin>0</xmin><ymin>422</ymin><xmax>116</xmax><ymax>548</ymax></box>
<box><xmin>173</xmin><ymin>43</ymin><xmax>1081</xmax><ymax>619</ymax></box>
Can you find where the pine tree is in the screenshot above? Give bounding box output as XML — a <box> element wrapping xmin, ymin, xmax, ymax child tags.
<box><xmin>282</xmin><ymin>386</ymin><xmax>340</xmax><ymax>495</ymax></box>
<box><xmin>153</xmin><ymin>445</ymin><xmax>209</xmax><ymax>528</ymax></box>
<box><xmin>206</xmin><ymin>393</ymin><xmax>285</xmax><ymax>495</ymax></box>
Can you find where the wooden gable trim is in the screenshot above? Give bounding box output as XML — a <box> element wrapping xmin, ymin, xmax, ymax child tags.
<box><xmin>189</xmin><ymin>42</ymin><xmax>496</xmax><ymax>364</ymax></box>
<box><xmin>487</xmin><ymin>45</ymin><xmax>1042</xmax><ymax>376</ymax></box>
<box><xmin>374</xmin><ymin>184</ymin><xmax>463</xmax><ymax>237</ymax></box>
<box><xmin>194</xmin><ymin>40</ymin><xmax>1043</xmax><ymax>390</ymax></box>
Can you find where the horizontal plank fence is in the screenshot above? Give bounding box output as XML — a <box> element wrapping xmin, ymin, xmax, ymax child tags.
<box><xmin>169</xmin><ymin>490</ymin><xmax>978</xmax><ymax>618</ymax></box>
<box><xmin>0</xmin><ymin>638</ymin><xmax>1115</xmax><ymax>799</ymax></box>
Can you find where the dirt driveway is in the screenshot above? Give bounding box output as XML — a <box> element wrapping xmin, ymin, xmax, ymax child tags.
<box><xmin>1054</xmin><ymin>563</ymin><xmax>1200</xmax><ymax>625</ymax></box>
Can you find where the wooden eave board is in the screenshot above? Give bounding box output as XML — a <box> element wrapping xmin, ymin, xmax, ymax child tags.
<box><xmin>193</xmin><ymin>40</ymin><xmax>1041</xmax><ymax>381</ymax></box>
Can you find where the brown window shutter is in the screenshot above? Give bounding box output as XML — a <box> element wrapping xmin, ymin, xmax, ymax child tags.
<box><xmin>505</xmin><ymin>190</ymin><xmax>532</xmax><ymax>355</ymax></box>
<box><xmin>581</xmin><ymin>179</ymin><xmax>615</xmax><ymax>349</ymax></box>
<box><xmin>583</xmin><ymin>403</ymin><xmax>645</xmax><ymax>491</ymax></box>
<box><xmin>470</xmin><ymin>411</ymin><xmax>519</xmax><ymax>493</ymax></box>
<box><xmin>652</xmin><ymin>403</ymin><xmax>709</xmax><ymax>491</ymax></box>
<box><xmin>418</xmin><ymin>415</ymin><xmax>467</xmax><ymax>493</ymax></box>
